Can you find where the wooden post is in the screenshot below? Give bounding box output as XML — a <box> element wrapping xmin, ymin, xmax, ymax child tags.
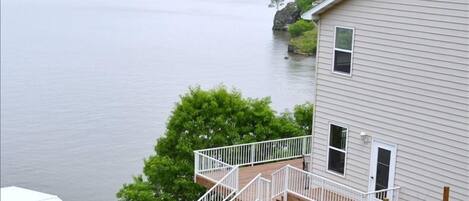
<box><xmin>443</xmin><ymin>186</ymin><xmax>450</xmax><ymax>201</ymax></box>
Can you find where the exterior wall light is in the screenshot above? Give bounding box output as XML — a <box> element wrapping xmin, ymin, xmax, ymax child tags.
<box><xmin>360</xmin><ymin>131</ymin><xmax>371</xmax><ymax>144</ymax></box>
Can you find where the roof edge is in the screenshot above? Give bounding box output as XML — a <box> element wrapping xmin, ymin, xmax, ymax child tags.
<box><xmin>301</xmin><ymin>0</ymin><xmax>343</xmax><ymax>20</ymax></box>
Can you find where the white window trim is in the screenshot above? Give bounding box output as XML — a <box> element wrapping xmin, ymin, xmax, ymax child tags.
<box><xmin>326</xmin><ymin>122</ymin><xmax>349</xmax><ymax>177</ymax></box>
<box><xmin>331</xmin><ymin>26</ymin><xmax>355</xmax><ymax>77</ymax></box>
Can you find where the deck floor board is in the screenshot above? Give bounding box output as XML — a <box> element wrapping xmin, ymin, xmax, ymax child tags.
<box><xmin>196</xmin><ymin>158</ymin><xmax>304</xmax><ymax>189</ymax></box>
<box><xmin>238</xmin><ymin>159</ymin><xmax>304</xmax><ymax>188</ymax></box>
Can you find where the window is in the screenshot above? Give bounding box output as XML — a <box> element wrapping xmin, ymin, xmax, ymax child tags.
<box><xmin>333</xmin><ymin>27</ymin><xmax>354</xmax><ymax>75</ymax></box>
<box><xmin>327</xmin><ymin>124</ymin><xmax>348</xmax><ymax>175</ymax></box>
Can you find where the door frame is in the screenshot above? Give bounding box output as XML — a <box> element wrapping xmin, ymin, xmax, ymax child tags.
<box><xmin>367</xmin><ymin>139</ymin><xmax>397</xmax><ymax>195</ymax></box>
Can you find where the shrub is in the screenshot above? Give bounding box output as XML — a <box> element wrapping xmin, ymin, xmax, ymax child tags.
<box><xmin>288</xmin><ymin>19</ymin><xmax>314</xmax><ymax>37</ymax></box>
<box><xmin>289</xmin><ymin>29</ymin><xmax>318</xmax><ymax>55</ymax></box>
<box><xmin>295</xmin><ymin>0</ymin><xmax>313</xmax><ymax>13</ymax></box>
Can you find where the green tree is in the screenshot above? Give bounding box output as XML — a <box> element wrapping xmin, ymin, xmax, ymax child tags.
<box><xmin>117</xmin><ymin>86</ymin><xmax>313</xmax><ymax>201</ymax></box>
<box><xmin>295</xmin><ymin>0</ymin><xmax>314</xmax><ymax>13</ymax></box>
<box><xmin>293</xmin><ymin>102</ymin><xmax>314</xmax><ymax>136</ymax></box>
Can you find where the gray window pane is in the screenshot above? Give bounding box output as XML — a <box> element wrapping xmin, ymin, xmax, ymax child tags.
<box><xmin>375</xmin><ymin>148</ymin><xmax>391</xmax><ymax>191</ymax></box>
<box><xmin>328</xmin><ymin>148</ymin><xmax>345</xmax><ymax>174</ymax></box>
<box><xmin>378</xmin><ymin>148</ymin><xmax>391</xmax><ymax>165</ymax></box>
<box><xmin>329</xmin><ymin>124</ymin><xmax>347</xmax><ymax>150</ymax></box>
<box><xmin>335</xmin><ymin>27</ymin><xmax>353</xmax><ymax>50</ymax></box>
<box><xmin>334</xmin><ymin>50</ymin><xmax>351</xmax><ymax>74</ymax></box>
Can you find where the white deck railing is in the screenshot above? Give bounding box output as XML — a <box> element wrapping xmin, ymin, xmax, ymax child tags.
<box><xmin>195</xmin><ymin>135</ymin><xmax>312</xmax><ymax>167</ymax></box>
<box><xmin>364</xmin><ymin>187</ymin><xmax>400</xmax><ymax>201</ymax></box>
<box><xmin>229</xmin><ymin>174</ymin><xmax>271</xmax><ymax>201</ymax></box>
<box><xmin>195</xmin><ymin>152</ymin><xmax>234</xmax><ymax>183</ymax></box>
<box><xmin>194</xmin><ymin>135</ymin><xmax>399</xmax><ymax>201</ymax></box>
<box><xmin>194</xmin><ymin>135</ymin><xmax>311</xmax><ymax>201</ymax></box>
<box><xmin>271</xmin><ymin>165</ymin><xmax>400</xmax><ymax>201</ymax></box>
<box><xmin>197</xmin><ymin>166</ymin><xmax>239</xmax><ymax>201</ymax></box>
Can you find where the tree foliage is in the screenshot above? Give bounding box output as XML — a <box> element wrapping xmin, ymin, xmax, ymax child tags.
<box><xmin>292</xmin><ymin>102</ymin><xmax>314</xmax><ymax>136</ymax></box>
<box><xmin>117</xmin><ymin>86</ymin><xmax>313</xmax><ymax>201</ymax></box>
<box><xmin>295</xmin><ymin>0</ymin><xmax>314</xmax><ymax>13</ymax></box>
<box><xmin>268</xmin><ymin>0</ymin><xmax>285</xmax><ymax>10</ymax></box>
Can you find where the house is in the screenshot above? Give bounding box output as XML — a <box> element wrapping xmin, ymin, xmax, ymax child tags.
<box><xmin>302</xmin><ymin>0</ymin><xmax>468</xmax><ymax>200</ymax></box>
<box><xmin>1</xmin><ymin>186</ymin><xmax>63</xmax><ymax>201</ymax></box>
<box><xmin>193</xmin><ymin>0</ymin><xmax>469</xmax><ymax>201</ymax></box>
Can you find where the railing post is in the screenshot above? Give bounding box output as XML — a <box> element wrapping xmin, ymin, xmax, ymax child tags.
<box><xmin>194</xmin><ymin>151</ymin><xmax>199</xmax><ymax>182</ymax></box>
<box><xmin>235</xmin><ymin>167</ymin><xmax>239</xmax><ymax>191</ymax></box>
<box><xmin>267</xmin><ymin>180</ymin><xmax>271</xmax><ymax>201</ymax></box>
<box><xmin>395</xmin><ymin>188</ymin><xmax>400</xmax><ymax>201</ymax></box>
<box><xmin>271</xmin><ymin>173</ymin><xmax>275</xmax><ymax>200</ymax></box>
<box><xmin>302</xmin><ymin>137</ymin><xmax>307</xmax><ymax>155</ymax></box>
<box><xmin>284</xmin><ymin>167</ymin><xmax>289</xmax><ymax>201</ymax></box>
<box><xmin>320</xmin><ymin>180</ymin><xmax>324</xmax><ymax>201</ymax></box>
<box><xmin>257</xmin><ymin>177</ymin><xmax>261</xmax><ymax>200</ymax></box>
<box><xmin>251</xmin><ymin>144</ymin><xmax>255</xmax><ymax>166</ymax></box>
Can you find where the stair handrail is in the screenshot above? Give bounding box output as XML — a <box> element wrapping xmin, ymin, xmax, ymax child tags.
<box><xmin>197</xmin><ymin>165</ymin><xmax>239</xmax><ymax>201</ymax></box>
<box><xmin>229</xmin><ymin>174</ymin><xmax>271</xmax><ymax>201</ymax></box>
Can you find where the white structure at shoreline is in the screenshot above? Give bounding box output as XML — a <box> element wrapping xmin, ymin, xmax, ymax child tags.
<box><xmin>1</xmin><ymin>186</ymin><xmax>62</xmax><ymax>201</ymax></box>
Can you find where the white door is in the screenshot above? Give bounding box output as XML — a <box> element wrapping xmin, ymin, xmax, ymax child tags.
<box><xmin>368</xmin><ymin>139</ymin><xmax>397</xmax><ymax>201</ymax></box>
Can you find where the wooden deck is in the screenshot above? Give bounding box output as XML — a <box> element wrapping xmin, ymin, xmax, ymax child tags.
<box><xmin>196</xmin><ymin>158</ymin><xmax>304</xmax><ymax>189</ymax></box>
<box><xmin>195</xmin><ymin>158</ymin><xmax>360</xmax><ymax>201</ymax></box>
<box><xmin>238</xmin><ymin>159</ymin><xmax>303</xmax><ymax>188</ymax></box>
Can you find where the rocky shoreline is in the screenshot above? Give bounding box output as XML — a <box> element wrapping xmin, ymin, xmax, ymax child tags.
<box><xmin>272</xmin><ymin>2</ymin><xmax>316</xmax><ymax>56</ymax></box>
<box><xmin>272</xmin><ymin>2</ymin><xmax>301</xmax><ymax>31</ymax></box>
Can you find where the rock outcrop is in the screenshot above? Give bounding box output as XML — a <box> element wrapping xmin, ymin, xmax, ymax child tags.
<box><xmin>272</xmin><ymin>2</ymin><xmax>301</xmax><ymax>31</ymax></box>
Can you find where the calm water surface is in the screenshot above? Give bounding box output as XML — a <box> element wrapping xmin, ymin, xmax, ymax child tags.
<box><xmin>0</xmin><ymin>0</ymin><xmax>315</xmax><ymax>200</ymax></box>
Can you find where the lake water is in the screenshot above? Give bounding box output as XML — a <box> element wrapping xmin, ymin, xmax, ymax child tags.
<box><xmin>0</xmin><ymin>0</ymin><xmax>315</xmax><ymax>200</ymax></box>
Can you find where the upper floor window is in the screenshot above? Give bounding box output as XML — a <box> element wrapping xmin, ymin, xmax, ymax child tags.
<box><xmin>327</xmin><ymin>123</ymin><xmax>348</xmax><ymax>175</ymax></box>
<box><xmin>333</xmin><ymin>27</ymin><xmax>354</xmax><ymax>75</ymax></box>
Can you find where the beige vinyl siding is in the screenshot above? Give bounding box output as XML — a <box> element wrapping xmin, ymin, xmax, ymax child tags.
<box><xmin>311</xmin><ymin>0</ymin><xmax>469</xmax><ymax>201</ymax></box>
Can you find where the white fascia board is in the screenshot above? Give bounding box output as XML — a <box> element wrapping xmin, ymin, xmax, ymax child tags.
<box><xmin>301</xmin><ymin>0</ymin><xmax>342</xmax><ymax>20</ymax></box>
